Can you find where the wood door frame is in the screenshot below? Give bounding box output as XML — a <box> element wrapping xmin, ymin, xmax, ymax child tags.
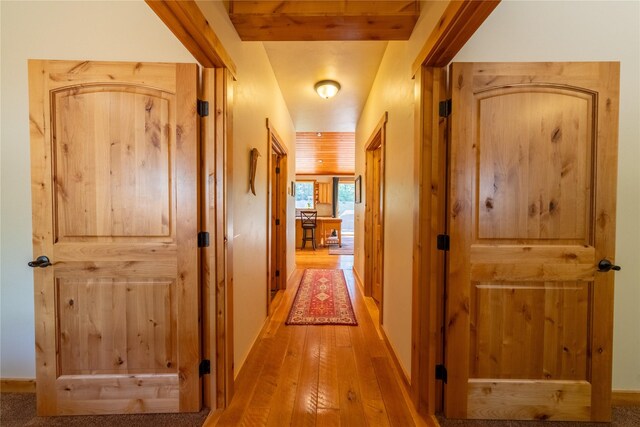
<box><xmin>266</xmin><ymin>119</ymin><xmax>288</xmax><ymax>315</ymax></box>
<box><xmin>411</xmin><ymin>65</ymin><xmax>448</xmax><ymax>416</ymax></box>
<box><xmin>409</xmin><ymin>1</ymin><xmax>501</xmax><ymax>418</ymax></box>
<box><xmin>201</xmin><ymin>67</ymin><xmax>235</xmax><ymax>412</ymax></box>
<box><xmin>364</xmin><ymin>112</ymin><xmax>387</xmax><ymax>321</ymax></box>
<box><xmin>145</xmin><ymin>0</ymin><xmax>237</xmax><ymax>78</ymax></box>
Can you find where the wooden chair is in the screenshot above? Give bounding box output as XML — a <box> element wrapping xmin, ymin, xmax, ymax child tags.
<box><xmin>300</xmin><ymin>210</ymin><xmax>317</xmax><ymax>250</ymax></box>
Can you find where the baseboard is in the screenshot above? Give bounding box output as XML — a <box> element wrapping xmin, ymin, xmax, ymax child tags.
<box><xmin>353</xmin><ymin>266</ymin><xmax>364</xmax><ymax>293</ymax></box>
<box><xmin>0</xmin><ymin>378</ymin><xmax>36</xmax><ymax>393</ymax></box>
<box><xmin>612</xmin><ymin>390</ymin><xmax>640</xmax><ymax>407</ymax></box>
<box><xmin>379</xmin><ymin>326</ymin><xmax>412</xmax><ymax>389</ymax></box>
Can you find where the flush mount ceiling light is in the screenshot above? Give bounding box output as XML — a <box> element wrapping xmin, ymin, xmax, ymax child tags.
<box><xmin>314</xmin><ymin>80</ymin><xmax>341</xmax><ymax>99</ymax></box>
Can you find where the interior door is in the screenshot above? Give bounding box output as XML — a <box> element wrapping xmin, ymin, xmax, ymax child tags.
<box><xmin>270</xmin><ymin>153</ymin><xmax>280</xmax><ymax>297</ymax></box>
<box><xmin>28</xmin><ymin>60</ymin><xmax>201</xmax><ymax>415</ymax></box>
<box><xmin>445</xmin><ymin>62</ymin><xmax>620</xmax><ymax>421</ymax></box>
<box><xmin>372</xmin><ymin>146</ymin><xmax>383</xmax><ymax>304</ymax></box>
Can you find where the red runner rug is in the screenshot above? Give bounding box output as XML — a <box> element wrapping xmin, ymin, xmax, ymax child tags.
<box><xmin>286</xmin><ymin>269</ymin><xmax>358</xmax><ymax>326</ymax></box>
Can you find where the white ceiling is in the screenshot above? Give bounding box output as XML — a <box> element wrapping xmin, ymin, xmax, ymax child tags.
<box><xmin>263</xmin><ymin>41</ymin><xmax>388</xmax><ymax>132</ymax></box>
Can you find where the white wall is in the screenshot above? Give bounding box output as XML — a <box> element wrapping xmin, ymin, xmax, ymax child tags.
<box><xmin>196</xmin><ymin>1</ymin><xmax>296</xmax><ymax>373</ymax></box>
<box><xmin>0</xmin><ymin>0</ymin><xmax>197</xmax><ymax>379</ymax></box>
<box><xmin>453</xmin><ymin>0</ymin><xmax>640</xmax><ymax>392</ymax></box>
<box><xmin>354</xmin><ymin>0</ymin><xmax>449</xmax><ymax>377</ymax></box>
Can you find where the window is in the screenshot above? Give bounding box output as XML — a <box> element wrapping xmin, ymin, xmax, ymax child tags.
<box><xmin>337</xmin><ymin>181</ymin><xmax>355</xmax><ymax>233</ymax></box>
<box><xmin>295</xmin><ymin>181</ymin><xmax>315</xmax><ymax>209</ymax></box>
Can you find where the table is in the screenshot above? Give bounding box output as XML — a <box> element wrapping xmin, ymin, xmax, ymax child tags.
<box><xmin>295</xmin><ymin>217</ymin><xmax>342</xmax><ymax>248</ymax></box>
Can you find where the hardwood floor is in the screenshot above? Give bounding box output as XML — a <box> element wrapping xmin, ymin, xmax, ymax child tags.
<box><xmin>210</xmin><ymin>248</ymin><xmax>430</xmax><ymax>426</ymax></box>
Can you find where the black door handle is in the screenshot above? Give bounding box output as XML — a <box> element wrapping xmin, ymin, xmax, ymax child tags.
<box><xmin>28</xmin><ymin>256</ymin><xmax>51</xmax><ymax>268</ymax></box>
<box><xmin>598</xmin><ymin>259</ymin><xmax>621</xmax><ymax>272</ymax></box>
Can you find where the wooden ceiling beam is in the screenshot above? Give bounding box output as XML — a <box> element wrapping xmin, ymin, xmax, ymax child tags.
<box><xmin>228</xmin><ymin>0</ymin><xmax>420</xmax><ymax>41</ymax></box>
<box><xmin>146</xmin><ymin>0</ymin><xmax>237</xmax><ymax>78</ymax></box>
<box><xmin>412</xmin><ymin>0</ymin><xmax>500</xmax><ymax>75</ymax></box>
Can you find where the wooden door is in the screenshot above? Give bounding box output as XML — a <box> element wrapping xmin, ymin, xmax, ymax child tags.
<box><xmin>28</xmin><ymin>60</ymin><xmax>201</xmax><ymax>415</ymax></box>
<box><xmin>445</xmin><ymin>62</ymin><xmax>620</xmax><ymax>421</ymax></box>
<box><xmin>270</xmin><ymin>153</ymin><xmax>280</xmax><ymax>296</ymax></box>
<box><xmin>267</xmin><ymin>121</ymin><xmax>288</xmax><ymax>312</ymax></box>
<box><xmin>371</xmin><ymin>146</ymin><xmax>383</xmax><ymax>304</ymax></box>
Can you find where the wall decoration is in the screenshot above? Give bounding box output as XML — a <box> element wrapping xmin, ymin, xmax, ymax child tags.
<box><xmin>355</xmin><ymin>175</ymin><xmax>362</xmax><ymax>203</ymax></box>
<box><xmin>249</xmin><ymin>148</ymin><xmax>260</xmax><ymax>195</ymax></box>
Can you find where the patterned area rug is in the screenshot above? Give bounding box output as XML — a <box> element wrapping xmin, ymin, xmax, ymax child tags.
<box><xmin>286</xmin><ymin>269</ymin><xmax>357</xmax><ymax>325</ymax></box>
<box><xmin>328</xmin><ymin>235</ymin><xmax>354</xmax><ymax>255</ymax></box>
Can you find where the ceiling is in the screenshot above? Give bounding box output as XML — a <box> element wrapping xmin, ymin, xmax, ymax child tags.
<box><xmin>296</xmin><ymin>132</ymin><xmax>355</xmax><ymax>175</ymax></box>
<box><xmin>228</xmin><ymin>0</ymin><xmax>420</xmax><ymax>41</ymax></box>
<box><xmin>224</xmin><ymin>1</ymin><xmax>422</xmax><ymax>169</ymax></box>
<box><xmin>263</xmin><ymin>41</ymin><xmax>388</xmax><ymax>132</ymax></box>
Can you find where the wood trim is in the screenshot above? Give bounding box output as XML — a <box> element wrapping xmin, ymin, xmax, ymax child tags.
<box><xmin>378</xmin><ymin>326</ymin><xmax>441</xmax><ymax>427</ymax></box>
<box><xmin>412</xmin><ymin>0</ymin><xmax>500</xmax><ymax>75</ymax></box>
<box><xmin>611</xmin><ymin>390</ymin><xmax>640</xmax><ymax>407</ymax></box>
<box><xmin>380</xmin><ymin>327</ymin><xmax>411</xmax><ymax>388</ymax></box>
<box><xmin>0</xmin><ymin>379</ymin><xmax>36</xmax><ymax>393</ymax></box>
<box><xmin>202</xmin><ymin>68</ymin><xmax>228</xmax><ymax>411</ymax></box>
<box><xmin>365</xmin><ymin>113</ymin><xmax>388</xmax><ymax>151</ymax></box>
<box><xmin>353</xmin><ymin>266</ymin><xmax>364</xmax><ymax>293</ymax></box>
<box><xmin>175</xmin><ymin>63</ymin><xmax>202</xmax><ymax>412</ymax></box>
<box><xmin>145</xmin><ymin>0</ymin><xmax>237</xmax><ymax>78</ymax></box>
<box><xmin>205</xmin><ymin>67</ymin><xmax>235</xmax><ymax>409</ymax></box>
<box><xmin>411</xmin><ymin>66</ymin><xmax>448</xmax><ymax>415</ymax></box>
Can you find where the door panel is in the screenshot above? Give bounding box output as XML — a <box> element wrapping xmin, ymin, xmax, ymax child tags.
<box><xmin>28</xmin><ymin>60</ymin><xmax>200</xmax><ymax>415</ymax></box>
<box><xmin>445</xmin><ymin>62</ymin><xmax>619</xmax><ymax>421</ymax></box>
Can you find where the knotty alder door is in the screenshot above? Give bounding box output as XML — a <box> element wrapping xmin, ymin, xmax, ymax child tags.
<box><xmin>28</xmin><ymin>60</ymin><xmax>201</xmax><ymax>415</ymax></box>
<box><xmin>445</xmin><ymin>62</ymin><xmax>620</xmax><ymax>421</ymax></box>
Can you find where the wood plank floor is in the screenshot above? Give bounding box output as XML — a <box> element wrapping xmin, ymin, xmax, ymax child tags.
<box><xmin>212</xmin><ymin>248</ymin><xmax>429</xmax><ymax>426</ymax></box>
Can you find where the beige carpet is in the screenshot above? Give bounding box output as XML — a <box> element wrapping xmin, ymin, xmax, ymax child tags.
<box><xmin>0</xmin><ymin>393</ymin><xmax>208</xmax><ymax>427</ymax></box>
<box><xmin>437</xmin><ymin>408</ymin><xmax>640</xmax><ymax>427</ymax></box>
<box><xmin>2</xmin><ymin>392</ymin><xmax>639</xmax><ymax>426</ymax></box>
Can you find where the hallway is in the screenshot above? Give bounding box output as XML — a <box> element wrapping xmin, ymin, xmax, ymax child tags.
<box><xmin>212</xmin><ymin>250</ymin><xmax>425</xmax><ymax>426</ymax></box>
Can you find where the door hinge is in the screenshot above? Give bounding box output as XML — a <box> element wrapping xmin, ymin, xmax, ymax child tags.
<box><xmin>435</xmin><ymin>364</ymin><xmax>447</xmax><ymax>383</ymax></box>
<box><xmin>198</xmin><ymin>231</ymin><xmax>210</xmax><ymax>248</ymax></box>
<box><xmin>197</xmin><ymin>99</ymin><xmax>209</xmax><ymax>117</ymax></box>
<box><xmin>436</xmin><ymin>234</ymin><xmax>450</xmax><ymax>251</ymax></box>
<box><xmin>275</xmin><ymin>270</ymin><xmax>280</xmax><ymax>277</ymax></box>
<box><xmin>275</xmin><ymin>219</ymin><xmax>280</xmax><ymax>226</ymax></box>
<box><xmin>275</xmin><ymin>167</ymin><xmax>280</xmax><ymax>174</ymax></box>
<box><xmin>439</xmin><ymin>99</ymin><xmax>452</xmax><ymax>118</ymax></box>
<box><xmin>199</xmin><ymin>359</ymin><xmax>211</xmax><ymax>376</ymax></box>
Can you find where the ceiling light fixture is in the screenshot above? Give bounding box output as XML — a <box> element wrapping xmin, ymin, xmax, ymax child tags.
<box><xmin>314</xmin><ymin>80</ymin><xmax>341</xmax><ymax>99</ymax></box>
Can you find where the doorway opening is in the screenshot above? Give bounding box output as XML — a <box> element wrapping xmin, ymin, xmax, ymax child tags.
<box><xmin>267</xmin><ymin>120</ymin><xmax>288</xmax><ymax>313</ymax></box>
<box><xmin>364</xmin><ymin>113</ymin><xmax>387</xmax><ymax>313</ymax></box>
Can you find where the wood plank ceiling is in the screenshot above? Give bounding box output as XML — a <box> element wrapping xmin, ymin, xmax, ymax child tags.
<box><xmin>296</xmin><ymin>132</ymin><xmax>355</xmax><ymax>175</ymax></box>
<box><xmin>227</xmin><ymin>0</ymin><xmax>420</xmax><ymax>41</ymax></box>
